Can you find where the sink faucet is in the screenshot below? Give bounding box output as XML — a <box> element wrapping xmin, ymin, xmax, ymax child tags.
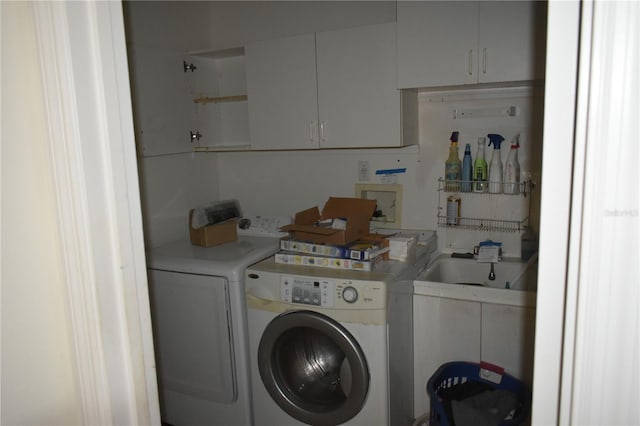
<box><xmin>488</xmin><ymin>263</ymin><xmax>496</xmax><ymax>281</ymax></box>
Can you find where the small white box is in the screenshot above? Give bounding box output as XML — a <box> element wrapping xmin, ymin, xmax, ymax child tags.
<box><xmin>387</xmin><ymin>233</ymin><xmax>417</xmax><ymax>261</ymax></box>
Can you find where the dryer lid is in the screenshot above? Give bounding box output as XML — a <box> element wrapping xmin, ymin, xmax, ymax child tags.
<box><xmin>147</xmin><ymin>235</ymin><xmax>279</xmax><ymax>279</ymax></box>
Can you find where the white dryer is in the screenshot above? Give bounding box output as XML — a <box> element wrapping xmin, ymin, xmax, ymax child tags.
<box><xmin>245</xmin><ymin>244</ymin><xmax>433</xmax><ymax>426</ymax></box>
<box><xmin>146</xmin><ymin>235</ymin><xmax>280</xmax><ymax>426</ymax></box>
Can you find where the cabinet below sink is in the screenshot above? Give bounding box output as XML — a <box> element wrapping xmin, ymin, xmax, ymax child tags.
<box><xmin>412</xmin><ymin>253</ymin><xmax>537</xmax><ymax>417</ymax></box>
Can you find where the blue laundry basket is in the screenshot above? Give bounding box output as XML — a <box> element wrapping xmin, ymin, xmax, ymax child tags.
<box><xmin>426</xmin><ymin>361</ymin><xmax>531</xmax><ymax>426</ymax></box>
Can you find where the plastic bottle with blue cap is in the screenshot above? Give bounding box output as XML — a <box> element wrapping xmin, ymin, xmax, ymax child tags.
<box><xmin>487</xmin><ymin>134</ymin><xmax>504</xmax><ymax>194</ymax></box>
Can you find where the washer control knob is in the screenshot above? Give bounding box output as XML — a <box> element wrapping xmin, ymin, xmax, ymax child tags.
<box><xmin>342</xmin><ymin>286</ymin><xmax>358</xmax><ymax>303</ymax></box>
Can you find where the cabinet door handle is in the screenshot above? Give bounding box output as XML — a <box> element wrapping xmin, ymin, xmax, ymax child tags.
<box><xmin>482</xmin><ymin>48</ymin><xmax>487</xmax><ymax>74</ymax></box>
<box><xmin>309</xmin><ymin>121</ymin><xmax>315</xmax><ymax>142</ymax></box>
<box><xmin>468</xmin><ymin>50</ymin><xmax>474</xmax><ymax>76</ymax></box>
<box><xmin>319</xmin><ymin>121</ymin><xmax>327</xmax><ymax>142</ymax></box>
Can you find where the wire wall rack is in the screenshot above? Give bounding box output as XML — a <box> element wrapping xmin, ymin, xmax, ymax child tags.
<box><xmin>436</xmin><ymin>215</ymin><xmax>529</xmax><ymax>232</ymax></box>
<box><xmin>436</xmin><ymin>178</ymin><xmax>535</xmax><ymax>233</ymax></box>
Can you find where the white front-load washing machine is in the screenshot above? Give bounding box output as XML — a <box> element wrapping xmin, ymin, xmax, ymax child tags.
<box><xmin>146</xmin><ymin>235</ymin><xmax>280</xmax><ymax>426</ymax></box>
<box><xmin>245</xmin><ymin>245</ymin><xmax>433</xmax><ymax>426</ymax></box>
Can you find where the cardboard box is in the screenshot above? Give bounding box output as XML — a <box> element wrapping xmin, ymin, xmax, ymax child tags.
<box><xmin>274</xmin><ymin>251</ymin><xmax>383</xmax><ymax>271</ymax></box>
<box><xmin>280</xmin><ymin>237</ymin><xmax>385</xmax><ymax>261</ymax></box>
<box><xmin>189</xmin><ymin>209</ymin><xmax>238</xmax><ymax>247</ymax></box>
<box><xmin>280</xmin><ymin>197</ymin><xmax>377</xmax><ymax>245</ymax></box>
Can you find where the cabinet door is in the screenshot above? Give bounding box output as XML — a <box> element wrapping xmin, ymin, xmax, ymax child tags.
<box><xmin>316</xmin><ymin>22</ymin><xmax>403</xmax><ymax>148</ymax></box>
<box><xmin>148</xmin><ymin>270</ymin><xmax>236</xmax><ymax>403</ymax></box>
<box><xmin>245</xmin><ymin>33</ymin><xmax>319</xmax><ymax>150</ymax></box>
<box><xmin>397</xmin><ymin>1</ymin><xmax>479</xmax><ymax>88</ymax></box>
<box><xmin>481</xmin><ymin>303</ymin><xmax>536</xmax><ymax>385</ymax></box>
<box><xmin>128</xmin><ymin>46</ymin><xmax>193</xmax><ymax>156</ymax></box>
<box><xmin>413</xmin><ymin>295</ymin><xmax>481</xmax><ymax>417</ymax></box>
<box><xmin>478</xmin><ymin>1</ymin><xmax>547</xmax><ymax>83</ymax></box>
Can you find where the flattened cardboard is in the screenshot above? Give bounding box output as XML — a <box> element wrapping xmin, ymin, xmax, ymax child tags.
<box><xmin>189</xmin><ymin>209</ymin><xmax>238</xmax><ymax>247</ymax></box>
<box><xmin>280</xmin><ymin>197</ymin><xmax>377</xmax><ymax>245</ymax></box>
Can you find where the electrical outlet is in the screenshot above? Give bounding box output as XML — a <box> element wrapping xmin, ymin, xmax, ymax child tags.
<box><xmin>358</xmin><ymin>160</ymin><xmax>369</xmax><ymax>181</ymax></box>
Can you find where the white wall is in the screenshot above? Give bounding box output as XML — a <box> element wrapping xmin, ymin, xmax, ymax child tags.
<box><xmin>218</xmin><ymin>87</ymin><xmax>543</xmax><ymax>257</ymax></box>
<box><xmin>208</xmin><ymin>1</ymin><xmax>396</xmax><ymax>48</ymax></box>
<box><xmin>124</xmin><ymin>1</ymin><xmax>544</xmax><ymax>254</ymax></box>
<box><xmin>1</xmin><ymin>2</ymin><xmax>82</xmax><ymax>424</ymax></box>
<box><xmin>123</xmin><ymin>1</ymin><xmax>399</xmax><ymax>248</ymax></box>
<box><xmin>123</xmin><ymin>1</ymin><xmax>211</xmax><ymax>51</ymax></box>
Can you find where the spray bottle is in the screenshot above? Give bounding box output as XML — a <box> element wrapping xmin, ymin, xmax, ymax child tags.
<box><xmin>444</xmin><ymin>131</ymin><xmax>461</xmax><ymax>192</ymax></box>
<box><xmin>503</xmin><ymin>134</ymin><xmax>521</xmax><ymax>194</ymax></box>
<box><xmin>473</xmin><ymin>137</ymin><xmax>488</xmax><ymax>192</ymax></box>
<box><xmin>487</xmin><ymin>133</ymin><xmax>504</xmax><ymax>194</ymax></box>
<box><xmin>461</xmin><ymin>143</ymin><xmax>473</xmax><ymax>192</ymax></box>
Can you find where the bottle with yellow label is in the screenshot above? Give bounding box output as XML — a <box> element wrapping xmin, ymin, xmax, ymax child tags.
<box><xmin>444</xmin><ymin>131</ymin><xmax>461</xmax><ymax>192</ymax></box>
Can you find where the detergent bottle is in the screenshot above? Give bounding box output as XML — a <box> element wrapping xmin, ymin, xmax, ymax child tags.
<box><xmin>503</xmin><ymin>134</ymin><xmax>521</xmax><ymax>194</ymax></box>
<box><xmin>444</xmin><ymin>131</ymin><xmax>461</xmax><ymax>192</ymax></box>
<box><xmin>487</xmin><ymin>134</ymin><xmax>505</xmax><ymax>194</ymax></box>
<box><xmin>473</xmin><ymin>137</ymin><xmax>488</xmax><ymax>192</ymax></box>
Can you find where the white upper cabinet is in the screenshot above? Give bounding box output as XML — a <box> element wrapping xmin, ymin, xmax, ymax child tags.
<box><xmin>477</xmin><ymin>1</ymin><xmax>546</xmax><ymax>84</ymax></box>
<box><xmin>246</xmin><ymin>22</ymin><xmax>415</xmax><ymax>150</ymax></box>
<box><xmin>316</xmin><ymin>22</ymin><xmax>403</xmax><ymax>149</ymax></box>
<box><xmin>129</xmin><ymin>46</ymin><xmax>193</xmax><ymax>156</ymax></box>
<box><xmin>397</xmin><ymin>2</ymin><xmax>479</xmax><ymax>88</ymax></box>
<box><xmin>246</xmin><ymin>33</ymin><xmax>319</xmax><ymax>150</ymax></box>
<box><xmin>397</xmin><ymin>1</ymin><xmax>546</xmax><ymax>89</ymax></box>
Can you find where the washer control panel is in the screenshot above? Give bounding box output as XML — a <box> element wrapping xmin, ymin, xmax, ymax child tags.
<box><xmin>280</xmin><ymin>275</ymin><xmax>385</xmax><ymax>309</ymax></box>
<box><xmin>280</xmin><ymin>277</ymin><xmax>334</xmax><ymax>307</ymax></box>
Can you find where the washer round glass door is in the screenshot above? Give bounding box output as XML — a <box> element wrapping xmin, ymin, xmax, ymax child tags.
<box><xmin>258</xmin><ymin>310</ymin><xmax>370</xmax><ymax>426</ymax></box>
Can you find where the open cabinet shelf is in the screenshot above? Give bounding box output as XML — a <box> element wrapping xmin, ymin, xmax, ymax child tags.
<box><xmin>185</xmin><ymin>47</ymin><xmax>251</xmax><ymax>151</ymax></box>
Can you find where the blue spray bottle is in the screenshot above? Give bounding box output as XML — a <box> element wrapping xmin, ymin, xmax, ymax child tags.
<box><xmin>487</xmin><ymin>134</ymin><xmax>505</xmax><ymax>194</ymax></box>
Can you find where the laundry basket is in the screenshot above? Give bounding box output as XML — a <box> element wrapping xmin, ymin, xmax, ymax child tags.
<box><xmin>426</xmin><ymin>361</ymin><xmax>531</xmax><ymax>426</ymax></box>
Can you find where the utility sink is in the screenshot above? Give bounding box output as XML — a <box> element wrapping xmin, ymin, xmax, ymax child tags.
<box><xmin>420</xmin><ymin>254</ymin><xmax>538</xmax><ymax>292</ymax></box>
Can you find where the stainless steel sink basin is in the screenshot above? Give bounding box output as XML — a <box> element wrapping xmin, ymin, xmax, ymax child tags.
<box><xmin>420</xmin><ymin>254</ymin><xmax>537</xmax><ymax>291</ymax></box>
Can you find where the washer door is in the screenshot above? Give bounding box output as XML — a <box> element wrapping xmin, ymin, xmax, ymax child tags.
<box><xmin>258</xmin><ymin>310</ymin><xmax>370</xmax><ymax>426</ymax></box>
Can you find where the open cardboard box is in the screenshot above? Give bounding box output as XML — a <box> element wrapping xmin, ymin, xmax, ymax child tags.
<box><xmin>189</xmin><ymin>209</ymin><xmax>238</xmax><ymax>247</ymax></box>
<box><xmin>280</xmin><ymin>197</ymin><xmax>377</xmax><ymax>246</ymax></box>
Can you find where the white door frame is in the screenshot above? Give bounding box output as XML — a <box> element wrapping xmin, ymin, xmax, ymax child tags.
<box><xmin>32</xmin><ymin>2</ymin><xmax>160</xmax><ymax>424</ymax></box>
<box><xmin>534</xmin><ymin>1</ymin><xmax>639</xmax><ymax>424</ymax></box>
